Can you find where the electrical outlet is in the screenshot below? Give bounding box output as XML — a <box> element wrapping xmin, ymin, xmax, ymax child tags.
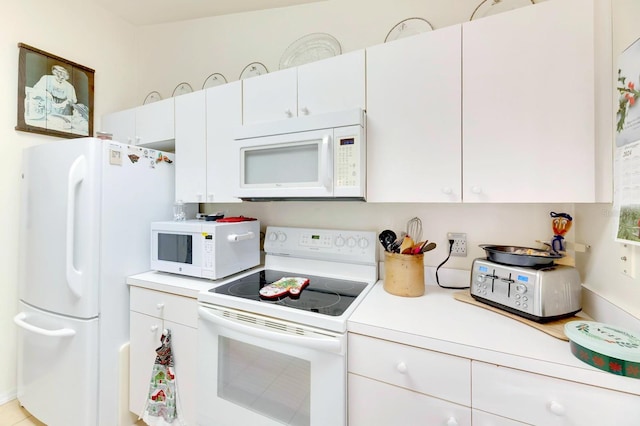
<box><xmin>620</xmin><ymin>243</ymin><xmax>636</xmax><ymax>278</ymax></box>
<box><xmin>447</xmin><ymin>232</ymin><xmax>467</xmax><ymax>257</ymax></box>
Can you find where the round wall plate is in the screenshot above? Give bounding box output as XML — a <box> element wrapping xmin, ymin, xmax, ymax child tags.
<box><xmin>385</xmin><ymin>17</ymin><xmax>433</xmax><ymax>43</ymax></box>
<box><xmin>202</xmin><ymin>73</ymin><xmax>228</xmax><ymax>89</ymax></box>
<box><xmin>239</xmin><ymin>62</ymin><xmax>268</xmax><ymax>80</ymax></box>
<box><xmin>172</xmin><ymin>82</ymin><xmax>193</xmax><ymax>97</ymax></box>
<box><xmin>470</xmin><ymin>0</ymin><xmax>535</xmax><ymax>21</ymax></box>
<box><xmin>279</xmin><ymin>33</ymin><xmax>342</xmax><ymax>69</ymax></box>
<box><xmin>143</xmin><ymin>91</ymin><xmax>162</xmax><ymax>105</ymax></box>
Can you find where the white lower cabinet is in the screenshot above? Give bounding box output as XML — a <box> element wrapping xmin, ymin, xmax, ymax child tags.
<box><xmin>472</xmin><ymin>361</ymin><xmax>640</xmax><ymax>425</ymax></box>
<box><xmin>472</xmin><ymin>410</ymin><xmax>527</xmax><ymax>426</ymax></box>
<box><xmin>348</xmin><ymin>333</ymin><xmax>471</xmax><ymax>425</ymax></box>
<box><xmin>129</xmin><ymin>287</ymin><xmax>197</xmax><ymax>425</ymax></box>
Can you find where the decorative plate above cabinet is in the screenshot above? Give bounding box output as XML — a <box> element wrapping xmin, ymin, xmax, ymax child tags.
<box><xmin>172</xmin><ymin>82</ymin><xmax>193</xmax><ymax>97</ymax></box>
<box><xmin>239</xmin><ymin>62</ymin><xmax>268</xmax><ymax>80</ymax></box>
<box><xmin>470</xmin><ymin>0</ymin><xmax>535</xmax><ymax>21</ymax></box>
<box><xmin>279</xmin><ymin>33</ymin><xmax>342</xmax><ymax>69</ymax></box>
<box><xmin>202</xmin><ymin>73</ymin><xmax>227</xmax><ymax>89</ymax></box>
<box><xmin>384</xmin><ymin>17</ymin><xmax>433</xmax><ymax>43</ymax></box>
<box><xmin>143</xmin><ymin>91</ymin><xmax>162</xmax><ymax>105</ymax></box>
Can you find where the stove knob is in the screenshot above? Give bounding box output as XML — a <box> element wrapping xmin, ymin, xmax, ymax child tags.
<box><xmin>267</xmin><ymin>232</ymin><xmax>278</xmax><ymax>241</ymax></box>
<box><xmin>277</xmin><ymin>232</ymin><xmax>287</xmax><ymax>242</ymax></box>
<box><xmin>347</xmin><ymin>237</ymin><xmax>357</xmax><ymax>248</ymax></box>
<box><xmin>335</xmin><ymin>236</ymin><xmax>345</xmax><ymax>247</ymax></box>
<box><xmin>358</xmin><ymin>237</ymin><xmax>369</xmax><ymax>249</ymax></box>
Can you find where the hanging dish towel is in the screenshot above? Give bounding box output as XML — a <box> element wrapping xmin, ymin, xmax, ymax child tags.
<box><xmin>141</xmin><ymin>329</ymin><xmax>185</xmax><ymax>426</ymax></box>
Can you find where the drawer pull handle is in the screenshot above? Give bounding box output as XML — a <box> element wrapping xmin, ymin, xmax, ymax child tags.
<box><xmin>156</xmin><ymin>303</ymin><xmax>165</xmax><ymax>310</ymax></box>
<box><xmin>446</xmin><ymin>417</ymin><xmax>459</xmax><ymax>426</ymax></box>
<box><xmin>549</xmin><ymin>401</ymin><xmax>565</xmax><ymax>416</ymax></box>
<box><xmin>150</xmin><ymin>325</ymin><xmax>159</xmax><ymax>332</ymax></box>
<box><xmin>396</xmin><ymin>362</ymin><xmax>407</xmax><ymax>374</ymax></box>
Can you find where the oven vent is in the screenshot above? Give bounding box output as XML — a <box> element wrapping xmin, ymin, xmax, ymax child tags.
<box><xmin>220</xmin><ymin>309</ymin><xmax>323</xmax><ymax>338</ymax></box>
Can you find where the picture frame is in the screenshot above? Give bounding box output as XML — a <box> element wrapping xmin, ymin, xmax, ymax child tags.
<box><xmin>16</xmin><ymin>43</ymin><xmax>94</xmax><ymax>139</ymax></box>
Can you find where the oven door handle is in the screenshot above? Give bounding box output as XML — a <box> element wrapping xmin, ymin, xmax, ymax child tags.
<box><xmin>198</xmin><ymin>307</ymin><xmax>342</xmax><ymax>353</ymax></box>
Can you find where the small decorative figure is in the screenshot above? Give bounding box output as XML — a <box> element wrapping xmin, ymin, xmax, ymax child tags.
<box><xmin>550</xmin><ymin>212</ymin><xmax>573</xmax><ymax>253</ymax></box>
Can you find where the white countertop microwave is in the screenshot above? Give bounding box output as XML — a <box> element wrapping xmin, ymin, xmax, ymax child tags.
<box><xmin>150</xmin><ymin>220</ymin><xmax>260</xmax><ymax>279</ymax></box>
<box><xmin>233</xmin><ymin>108</ymin><xmax>366</xmax><ymax>201</ymax></box>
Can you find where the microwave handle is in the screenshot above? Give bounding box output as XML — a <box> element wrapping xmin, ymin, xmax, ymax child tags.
<box><xmin>320</xmin><ymin>134</ymin><xmax>332</xmax><ymax>189</ymax></box>
<box><xmin>66</xmin><ymin>155</ymin><xmax>86</xmax><ymax>298</ymax></box>
<box><xmin>227</xmin><ymin>231</ymin><xmax>255</xmax><ymax>242</ymax></box>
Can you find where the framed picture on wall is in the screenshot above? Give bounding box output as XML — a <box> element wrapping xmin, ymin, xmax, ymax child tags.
<box><xmin>15</xmin><ymin>43</ymin><xmax>94</xmax><ymax>138</ymax></box>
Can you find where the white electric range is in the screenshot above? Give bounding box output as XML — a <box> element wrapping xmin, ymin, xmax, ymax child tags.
<box><xmin>196</xmin><ymin>225</ymin><xmax>377</xmax><ymax>426</ymax></box>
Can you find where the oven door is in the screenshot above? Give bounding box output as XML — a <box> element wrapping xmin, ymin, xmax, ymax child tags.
<box><xmin>237</xmin><ymin>129</ymin><xmax>334</xmax><ymax>199</ymax></box>
<box><xmin>197</xmin><ymin>303</ymin><xmax>347</xmax><ymax>426</ymax></box>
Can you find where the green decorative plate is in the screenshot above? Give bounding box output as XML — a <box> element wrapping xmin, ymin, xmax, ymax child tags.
<box><xmin>564</xmin><ymin>321</ymin><xmax>640</xmax><ymax>379</ymax></box>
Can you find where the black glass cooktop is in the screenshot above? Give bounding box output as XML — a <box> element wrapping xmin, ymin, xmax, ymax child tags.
<box><xmin>209</xmin><ymin>269</ymin><xmax>369</xmax><ymax>317</ymax></box>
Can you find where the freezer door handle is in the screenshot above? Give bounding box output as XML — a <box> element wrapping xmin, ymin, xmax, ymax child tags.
<box><xmin>66</xmin><ymin>155</ymin><xmax>86</xmax><ymax>298</ymax></box>
<box><xmin>13</xmin><ymin>312</ymin><xmax>76</xmax><ymax>337</ymax></box>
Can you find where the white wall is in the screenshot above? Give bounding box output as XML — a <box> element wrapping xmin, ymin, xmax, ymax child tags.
<box><xmin>0</xmin><ymin>0</ymin><xmax>136</xmax><ymax>404</ymax></box>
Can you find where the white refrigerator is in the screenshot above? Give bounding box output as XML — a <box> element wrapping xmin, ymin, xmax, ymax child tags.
<box><xmin>15</xmin><ymin>138</ymin><xmax>175</xmax><ymax>426</ymax></box>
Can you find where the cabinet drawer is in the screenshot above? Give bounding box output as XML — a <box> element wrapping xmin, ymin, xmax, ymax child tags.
<box><xmin>348</xmin><ymin>333</ymin><xmax>471</xmax><ymax>406</ymax></box>
<box><xmin>472</xmin><ymin>361</ymin><xmax>640</xmax><ymax>425</ymax></box>
<box><xmin>349</xmin><ymin>373</ymin><xmax>471</xmax><ymax>426</ymax></box>
<box><xmin>130</xmin><ymin>286</ymin><xmax>197</xmax><ymax>327</ymax></box>
<box><xmin>472</xmin><ymin>409</ymin><xmax>526</xmax><ymax>426</ymax></box>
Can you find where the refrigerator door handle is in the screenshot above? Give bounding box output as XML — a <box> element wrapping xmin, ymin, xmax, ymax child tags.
<box><xmin>66</xmin><ymin>155</ymin><xmax>87</xmax><ymax>298</ymax></box>
<box><xmin>13</xmin><ymin>312</ymin><xmax>76</xmax><ymax>337</ymax></box>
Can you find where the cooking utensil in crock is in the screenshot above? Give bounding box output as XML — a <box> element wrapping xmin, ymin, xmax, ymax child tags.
<box><xmin>421</xmin><ymin>242</ymin><xmax>436</xmax><ymax>253</ymax></box>
<box><xmin>406</xmin><ymin>217</ymin><xmax>423</xmax><ymax>242</ymax></box>
<box><xmin>378</xmin><ymin>229</ymin><xmax>397</xmax><ymax>252</ymax></box>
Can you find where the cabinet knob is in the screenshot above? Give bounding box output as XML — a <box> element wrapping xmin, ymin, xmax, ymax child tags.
<box><xmin>150</xmin><ymin>325</ymin><xmax>159</xmax><ymax>332</ymax></box>
<box><xmin>285</xmin><ymin>109</ymin><xmax>293</xmax><ymax>118</ymax></box>
<box><xmin>300</xmin><ymin>106</ymin><xmax>310</xmax><ymax>115</ymax></box>
<box><xmin>196</xmin><ymin>193</ymin><xmax>203</xmax><ymax>201</ymax></box>
<box><xmin>548</xmin><ymin>401</ymin><xmax>565</xmax><ymax>416</ymax></box>
<box><xmin>135</xmin><ymin>136</ymin><xmax>141</xmax><ymax>144</ymax></box>
<box><xmin>156</xmin><ymin>303</ymin><xmax>165</xmax><ymax>310</ymax></box>
<box><xmin>442</xmin><ymin>187</ymin><xmax>453</xmax><ymax>195</ymax></box>
<box><xmin>396</xmin><ymin>362</ymin><xmax>407</xmax><ymax>374</ymax></box>
<box><xmin>471</xmin><ymin>186</ymin><xmax>482</xmax><ymax>194</ymax></box>
<box><xmin>207</xmin><ymin>193</ymin><xmax>214</xmax><ymax>202</ymax></box>
<box><xmin>446</xmin><ymin>417</ymin><xmax>459</xmax><ymax>426</ymax></box>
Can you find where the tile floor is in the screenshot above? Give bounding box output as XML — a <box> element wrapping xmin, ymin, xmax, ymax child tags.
<box><xmin>0</xmin><ymin>400</ymin><xmax>147</xmax><ymax>426</ymax></box>
<box><xmin>0</xmin><ymin>400</ymin><xmax>44</xmax><ymax>426</ymax></box>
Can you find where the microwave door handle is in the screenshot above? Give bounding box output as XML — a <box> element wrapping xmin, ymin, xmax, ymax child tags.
<box><xmin>320</xmin><ymin>135</ymin><xmax>332</xmax><ymax>190</ymax></box>
<box><xmin>198</xmin><ymin>307</ymin><xmax>342</xmax><ymax>353</ymax></box>
<box><xmin>227</xmin><ymin>231</ymin><xmax>255</xmax><ymax>242</ymax></box>
<box><xmin>66</xmin><ymin>155</ymin><xmax>86</xmax><ymax>298</ymax></box>
<box><xmin>13</xmin><ymin>312</ymin><xmax>76</xmax><ymax>337</ymax></box>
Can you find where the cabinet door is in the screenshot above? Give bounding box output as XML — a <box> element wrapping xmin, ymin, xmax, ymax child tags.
<box><xmin>366</xmin><ymin>26</ymin><xmax>462</xmax><ymax>202</ymax></box>
<box><xmin>129</xmin><ymin>311</ymin><xmax>163</xmax><ymax>417</ymax></box>
<box><xmin>175</xmin><ymin>90</ymin><xmax>207</xmax><ymax>203</ymax></box>
<box><xmin>102</xmin><ymin>108</ymin><xmax>135</xmax><ymax>145</ymax></box>
<box><xmin>135</xmin><ymin>97</ymin><xmax>175</xmax><ymax>145</ymax></box>
<box><xmin>463</xmin><ymin>0</ymin><xmax>596</xmax><ymax>202</ymax></box>
<box><xmin>242</xmin><ymin>68</ymin><xmax>297</xmax><ymax>124</ymax></box>
<box><xmin>206</xmin><ymin>81</ymin><xmax>242</xmax><ymax>203</ymax></box>
<box><xmin>166</xmin><ymin>320</ymin><xmax>197</xmax><ymax>426</ymax></box>
<box><xmin>297</xmin><ymin>49</ymin><xmax>365</xmax><ymax>117</ymax></box>
<box><xmin>348</xmin><ymin>374</ymin><xmax>471</xmax><ymax>426</ymax></box>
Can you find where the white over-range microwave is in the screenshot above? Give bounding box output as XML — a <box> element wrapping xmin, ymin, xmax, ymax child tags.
<box><xmin>150</xmin><ymin>220</ymin><xmax>260</xmax><ymax>279</ymax></box>
<box><xmin>233</xmin><ymin>108</ymin><xmax>366</xmax><ymax>200</ymax></box>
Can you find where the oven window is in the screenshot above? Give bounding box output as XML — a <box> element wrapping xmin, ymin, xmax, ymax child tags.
<box><xmin>218</xmin><ymin>336</ymin><xmax>310</xmax><ymax>425</ymax></box>
<box><xmin>157</xmin><ymin>233</ymin><xmax>192</xmax><ymax>264</ymax></box>
<box><xmin>244</xmin><ymin>143</ymin><xmax>319</xmax><ymax>185</ymax></box>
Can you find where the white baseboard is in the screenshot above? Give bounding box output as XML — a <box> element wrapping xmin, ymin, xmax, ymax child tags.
<box><xmin>0</xmin><ymin>390</ymin><xmax>17</xmax><ymax>406</ymax></box>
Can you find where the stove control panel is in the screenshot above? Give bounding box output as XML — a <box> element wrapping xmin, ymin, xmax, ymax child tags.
<box><xmin>264</xmin><ymin>226</ymin><xmax>376</xmax><ymax>265</ymax></box>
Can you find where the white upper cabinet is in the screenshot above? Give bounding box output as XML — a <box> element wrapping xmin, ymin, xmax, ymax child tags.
<box><xmin>242</xmin><ymin>50</ymin><xmax>366</xmax><ymax>125</ymax></box>
<box><xmin>366</xmin><ymin>25</ymin><xmax>462</xmax><ymax>202</ymax></box>
<box><xmin>102</xmin><ymin>97</ymin><xmax>175</xmax><ymax>152</ymax></box>
<box><xmin>175</xmin><ymin>90</ymin><xmax>207</xmax><ymax>203</ymax></box>
<box><xmin>174</xmin><ymin>83</ymin><xmax>242</xmax><ymax>203</ymax></box>
<box><xmin>462</xmin><ymin>0</ymin><xmax>605</xmax><ymax>202</ymax></box>
<box><xmin>206</xmin><ymin>81</ymin><xmax>242</xmax><ymax>203</ymax></box>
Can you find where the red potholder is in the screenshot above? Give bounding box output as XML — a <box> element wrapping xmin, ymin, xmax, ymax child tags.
<box><xmin>259</xmin><ymin>277</ymin><xmax>310</xmax><ymax>299</ymax></box>
<box><xmin>216</xmin><ymin>216</ymin><xmax>257</xmax><ymax>222</ymax></box>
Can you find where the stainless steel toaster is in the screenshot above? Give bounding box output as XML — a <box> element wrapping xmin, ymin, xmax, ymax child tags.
<box><xmin>470</xmin><ymin>258</ymin><xmax>582</xmax><ymax>323</ymax></box>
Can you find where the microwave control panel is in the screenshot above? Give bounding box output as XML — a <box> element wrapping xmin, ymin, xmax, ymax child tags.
<box><xmin>334</xmin><ymin>124</ymin><xmax>365</xmax><ymax>197</ymax></box>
